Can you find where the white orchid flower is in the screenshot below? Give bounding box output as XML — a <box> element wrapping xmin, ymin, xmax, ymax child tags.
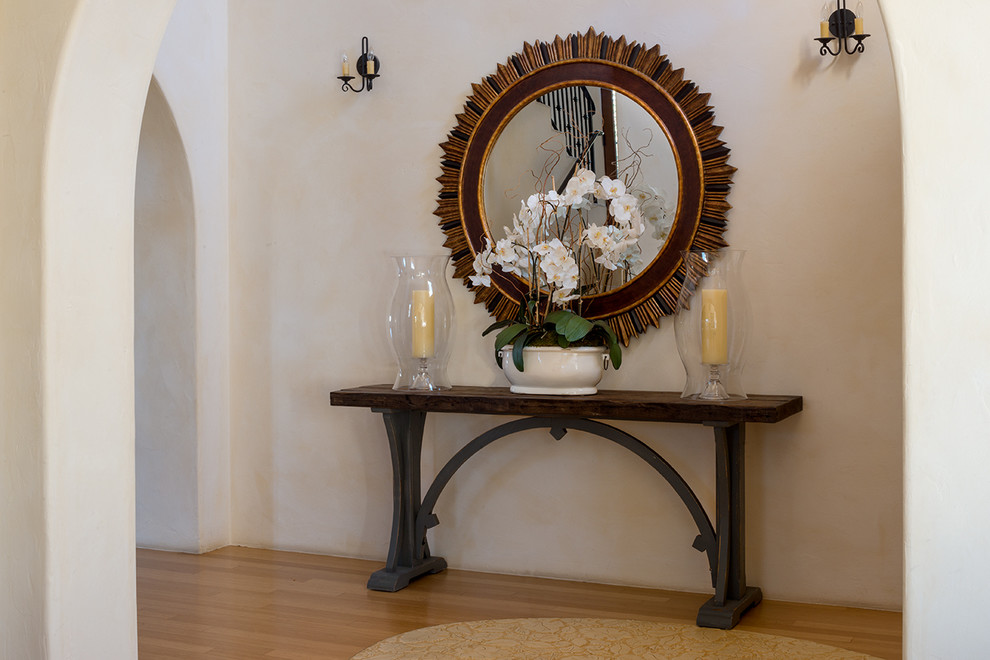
<box><xmin>562</xmin><ymin>178</ymin><xmax>589</xmax><ymax>208</ymax></box>
<box><xmin>535</xmin><ymin>238</ymin><xmax>579</xmax><ymax>293</ymax></box>
<box><xmin>563</xmin><ymin>168</ymin><xmax>596</xmax><ymax>206</ymax></box>
<box><xmin>573</xmin><ymin>168</ymin><xmax>596</xmax><ymax>190</ymax></box>
<box><xmin>514</xmin><ymin>203</ymin><xmax>538</xmax><ymax>234</ymax></box>
<box><xmin>469</xmin><ymin>240</ymin><xmax>495</xmax><ymax>287</ymax></box>
<box><xmin>479</xmin><ymin>164</ymin><xmax>652</xmax><ymax>311</ymax></box>
<box><xmin>469</xmin><ymin>272</ymin><xmax>491</xmax><ymax>287</ymax></box>
<box><xmin>527</xmin><ymin>190</ymin><xmax>564</xmax><ymax>221</ymax></box>
<box><xmin>493</xmin><ymin>237</ymin><xmax>527</xmax><ymax>276</ymax></box>
<box><xmin>631</xmin><ymin>186</ymin><xmax>653</xmax><ymax>205</ymax></box>
<box><xmin>544</xmin><ymin>260</ymin><xmax>579</xmax><ymax>298</ymax></box>
<box><xmin>583</xmin><ymin>224</ymin><xmax>618</xmax><ymax>255</ymax></box>
<box><xmin>651</xmin><ymin>221</ymin><xmax>672</xmax><ymax>242</ymax></box>
<box><xmin>642</xmin><ymin>205</ymin><xmax>663</xmax><ymax>224</ymax></box>
<box><xmin>552</xmin><ymin>288</ymin><xmax>579</xmax><ymax>304</ymax></box>
<box><xmin>531</xmin><ymin>239</ymin><xmax>556</xmax><ymax>258</ymax></box>
<box><xmin>609</xmin><ymin>193</ymin><xmax>639</xmax><ymax>224</ymax></box>
<box><xmin>627</xmin><ymin>208</ymin><xmax>646</xmax><ymax>239</ymax></box>
<box><xmin>623</xmin><ymin>248</ymin><xmax>643</xmax><ymax>271</ymax></box>
<box><xmin>594</xmin><ymin>252</ymin><xmax>619</xmax><ymax>271</ymax></box>
<box><xmin>596</xmin><ymin>176</ymin><xmax>626</xmax><ymax>200</ymax></box>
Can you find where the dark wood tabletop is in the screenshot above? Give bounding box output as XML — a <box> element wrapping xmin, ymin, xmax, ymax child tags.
<box><xmin>330</xmin><ymin>385</ymin><xmax>803</xmax><ymax>425</ymax></box>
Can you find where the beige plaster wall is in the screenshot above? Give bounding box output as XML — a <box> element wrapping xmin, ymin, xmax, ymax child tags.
<box><xmin>135</xmin><ymin>78</ymin><xmax>199</xmax><ymax>550</ymax></box>
<box><xmin>226</xmin><ymin>0</ymin><xmax>904</xmax><ymax>607</ymax></box>
<box><xmin>0</xmin><ymin>0</ymin><xmax>176</xmax><ymax>656</ymax></box>
<box><xmin>0</xmin><ymin>1</ymin><xmax>72</xmax><ymax>654</ymax></box>
<box><xmin>136</xmin><ymin>0</ymin><xmax>231</xmax><ymax>554</ymax></box>
<box><xmin>881</xmin><ymin>0</ymin><xmax>990</xmax><ymax>656</ymax></box>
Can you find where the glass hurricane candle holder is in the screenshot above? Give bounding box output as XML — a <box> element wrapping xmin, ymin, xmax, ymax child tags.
<box><xmin>673</xmin><ymin>249</ymin><xmax>749</xmax><ymax>400</ymax></box>
<box><xmin>387</xmin><ymin>255</ymin><xmax>454</xmax><ymax>390</ymax></box>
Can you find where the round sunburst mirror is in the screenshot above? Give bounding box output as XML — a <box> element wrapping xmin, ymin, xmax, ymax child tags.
<box><xmin>434</xmin><ymin>28</ymin><xmax>734</xmax><ymax>344</ymax></box>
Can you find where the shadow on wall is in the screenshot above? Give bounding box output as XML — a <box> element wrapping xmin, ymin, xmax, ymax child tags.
<box><xmin>134</xmin><ymin>77</ymin><xmax>200</xmax><ymax>551</ymax></box>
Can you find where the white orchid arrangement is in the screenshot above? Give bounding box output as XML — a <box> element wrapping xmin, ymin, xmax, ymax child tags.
<box><xmin>474</xmin><ymin>166</ymin><xmax>673</xmax><ymax>372</ymax></box>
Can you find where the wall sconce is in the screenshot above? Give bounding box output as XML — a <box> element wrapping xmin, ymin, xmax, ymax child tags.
<box><xmin>339</xmin><ymin>36</ymin><xmax>380</xmax><ymax>92</ymax></box>
<box><xmin>815</xmin><ymin>1</ymin><xmax>869</xmax><ymax>56</ymax></box>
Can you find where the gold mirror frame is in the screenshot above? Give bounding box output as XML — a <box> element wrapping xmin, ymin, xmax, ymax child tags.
<box><xmin>434</xmin><ymin>28</ymin><xmax>734</xmax><ymax>344</ymax></box>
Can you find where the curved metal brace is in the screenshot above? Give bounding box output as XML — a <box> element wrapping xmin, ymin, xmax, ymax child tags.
<box><xmin>413</xmin><ymin>416</ymin><xmax>718</xmax><ymax>583</ymax></box>
<box><xmin>845</xmin><ymin>34</ymin><xmax>868</xmax><ymax>54</ymax></box>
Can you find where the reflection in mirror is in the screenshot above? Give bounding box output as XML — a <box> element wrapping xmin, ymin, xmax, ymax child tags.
<box><xmin>484</xmin><ymin>85</ymin><xmax>679</xmax><ymax>293</ymax></box>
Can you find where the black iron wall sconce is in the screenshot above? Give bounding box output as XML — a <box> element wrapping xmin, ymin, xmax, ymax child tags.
<box><xmin>815</xmin><ymin>1</ymin><xmax>870</xmax><ymax>56</ymax></box>
<box><xmin>339</xmin><ymin>36</ymin><xmax>380</xmax><ymax>92</ymax></box>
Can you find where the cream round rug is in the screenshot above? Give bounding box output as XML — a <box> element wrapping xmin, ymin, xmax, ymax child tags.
<box><xmin>352</xmin><ymin>618</ymin><xmax>879</xmax><ymax>659</ymax></box>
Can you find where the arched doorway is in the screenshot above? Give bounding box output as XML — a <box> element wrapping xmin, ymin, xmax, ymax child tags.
<box><xmin>135</xmin><ymin>77</ymin><xmax>199</xmax><ymax>550</ymax></box>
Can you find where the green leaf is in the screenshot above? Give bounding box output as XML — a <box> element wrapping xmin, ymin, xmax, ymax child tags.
<box><xmin>518</xmin><ymin>298</ymin><xmax>532</xmax><ymax>322</ymax></box>
<box><xmin>545</xmin><ymin>309</ymin><xmax>594</xmax><ymax>342</ymax></box>
<box><xmin>493</xmin><ymin>323</ymin><xmax>527</xmax><ymax>353</ymax></box>
<box><xmin>608</xmin><ymin>340</ymin><xmax>622</xmax><ymax>369</ymax></box>
<box><xmin>592</xmin><ymin>320</ymin><xmax>622</xmax><ymax>369</ymax></box>
<box><xmin>511</xmin><ymin>330</ymin><xmax>540</xmax><ymax>372</ymax></box>
<box><xmin>592</xmin><ymin>319</ymin><xmax>619</xmax><ymax>345</ymax></box>
<box><xmin>493</xmin><ymin>323</ymin><xmax>527</xmax><ymax>369</ymax></box>
<box><xmin>482</xmin><ymin>318</ymin><xmax>513</xmax><ymax>336</ymax></box>
<box><xmin>512</xmin><ymin>334</ymin><xmax>527</xmax><ymax>372</ymax></box>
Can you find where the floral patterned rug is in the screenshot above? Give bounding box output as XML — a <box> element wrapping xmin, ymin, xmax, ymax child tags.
<box><xmin>352</xmin><ymin>618</ymin><xmax>879</xmax><ymax>659</ymax></box>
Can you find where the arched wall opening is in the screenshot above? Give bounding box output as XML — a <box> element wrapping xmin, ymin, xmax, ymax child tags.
<box><xmin>135</xmin><ymin>76</ymin><xmax>200</xmax><ymax>550</ymax></box>
<box><xmin>137</xmin><ymin>0</ymin><xmax>231</xmax><ymax>555</ymax></box>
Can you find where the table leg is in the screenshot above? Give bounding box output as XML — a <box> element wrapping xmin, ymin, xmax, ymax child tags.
<box><xmin>367</xmin><ymin>408</ymin><xmax>447</xmax><ymax>591</ymax></box>
<box><xmin>697</xmin><ymin>422</ymin><xmax>763</xmax><ymax>628</ymax></box>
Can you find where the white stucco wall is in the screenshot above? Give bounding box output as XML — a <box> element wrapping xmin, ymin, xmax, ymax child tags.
<box><xmin>225</xmin><ymin>0</ymin><xmax>904</xmax><ymax>608</ymax></box>
<box><xmin>0</xmin><ymin>2</ymin><xmax>70</xmax><ymax>655</ymax></box>
<box><xmin>880</xmin><ymin>1</ymin><xmax>990</xmax><ymax>657</ymax></box>
<box><xmin>135</xmin><ymin>0</ymin><xmax>231</xmax><ymax>553</ymax></box>
<box><xmin>135</xmin><ymin>78</ymin><xmax>199</xmax><ymax>550</ymax></box>
<box><xmin>0</xmin><ymin>0</ymin><xmax>175</xmax><ymax>656</ymax></box>
<box><xmin>43</xmin><ymin>2</ymin><xmax>175</xmax><ymax>655</ymax></box>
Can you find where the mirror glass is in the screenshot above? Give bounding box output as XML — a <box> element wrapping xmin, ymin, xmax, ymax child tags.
<box><xmin>484</xmin><ymin>85</ymin><xmax>679</xmax><ymax>291</ymax></box>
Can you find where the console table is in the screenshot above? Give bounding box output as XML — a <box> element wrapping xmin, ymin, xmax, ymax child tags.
<box><xmin>329</xmin><ymin>385</ymin><xmax>802</xmax><ymax>629</ymax></box>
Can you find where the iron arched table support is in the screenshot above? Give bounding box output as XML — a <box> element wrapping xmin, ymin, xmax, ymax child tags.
<box><xmin>330</xmin><ymin>385</ymin><xmax>802</xmax><ymax>629</ymax></box>
<box><xmin>413</xmin><ymin>417</ymin><xmax>718</xmax><ymax>583</ymax></box>
<box><xmin>366</xmin><ymin>413</ymin><xmax>757</xmax><ymax>629</ymax></box>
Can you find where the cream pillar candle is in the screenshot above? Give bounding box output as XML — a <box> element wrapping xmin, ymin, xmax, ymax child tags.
<box><xmin>341</xmin><ymin>54</ymin><xmax>349</xmax><ymax>77</ymax></box>
<box><xmin>366</xmin><ymin>55</ymin><xmax>375</xmax><ymax>75</ymax></box>
<box><xmin>411</xmin><ymin>289</ymin><xmax>435</xmax><ymax>358</ymax></box>
<box><xmin>854</xmin><ymin>17</ymin><xmax>864</xmax><ymax>34</ymax></box>
<box><xmin>701</xmin><ymin>288</ymin><xmax>728</xmax><ymax>365</ymax></box>
<box><xmin>820</xmin><ymin>2</ymin><xmax>831</xmax><ymax>37</ymax></box>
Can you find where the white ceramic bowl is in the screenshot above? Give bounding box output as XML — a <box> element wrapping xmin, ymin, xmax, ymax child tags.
<box><xmin>500</xmin><ymin>346</ymin><xmax>608</xmax><ymax>395</ymax></box>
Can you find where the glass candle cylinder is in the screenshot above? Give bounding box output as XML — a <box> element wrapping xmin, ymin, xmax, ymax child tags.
<box><xmin>387</xmin><ymin>255</ymin><xmax>454</xmax><ymax>390</ymax></box>
<box><xmin>673</xmin><ymin>249</ymin><xmax>749</xmax><ymax>400</ymax></box>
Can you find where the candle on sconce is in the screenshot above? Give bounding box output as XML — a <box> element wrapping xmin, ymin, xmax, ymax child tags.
<box><xmin>701</xmin><ymin>288</ymin><xmax>729</xmax><ymax>365</ymax></box>
<box><xmin>819</xmin><ymin>2</ymin><xmax>830</xmax><ymax>38</ymax></box>
<box><xmin>341</xmin><ymin>54</ymin><xmax>350</xmax><ymax>77</ymax></box>
<box><xmin>366</xmin><ymin>52</ymin><xmax>376</xmax><ymax>75</ymax></box>
<box><xmin>854</xmin><ymin>1</ymin><xmax>865</xmax><ymax>34</ymax></box>
<box><xmin>411</xmin><ymin>289</ymin><xmax>435</xmax><ymax>359</ymax></box>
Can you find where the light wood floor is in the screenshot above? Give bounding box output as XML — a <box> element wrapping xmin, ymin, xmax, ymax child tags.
<box><xmin>137</xmin><ymin>546</ymin><xmax>901</xmax><ymax>659</ymax></box>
